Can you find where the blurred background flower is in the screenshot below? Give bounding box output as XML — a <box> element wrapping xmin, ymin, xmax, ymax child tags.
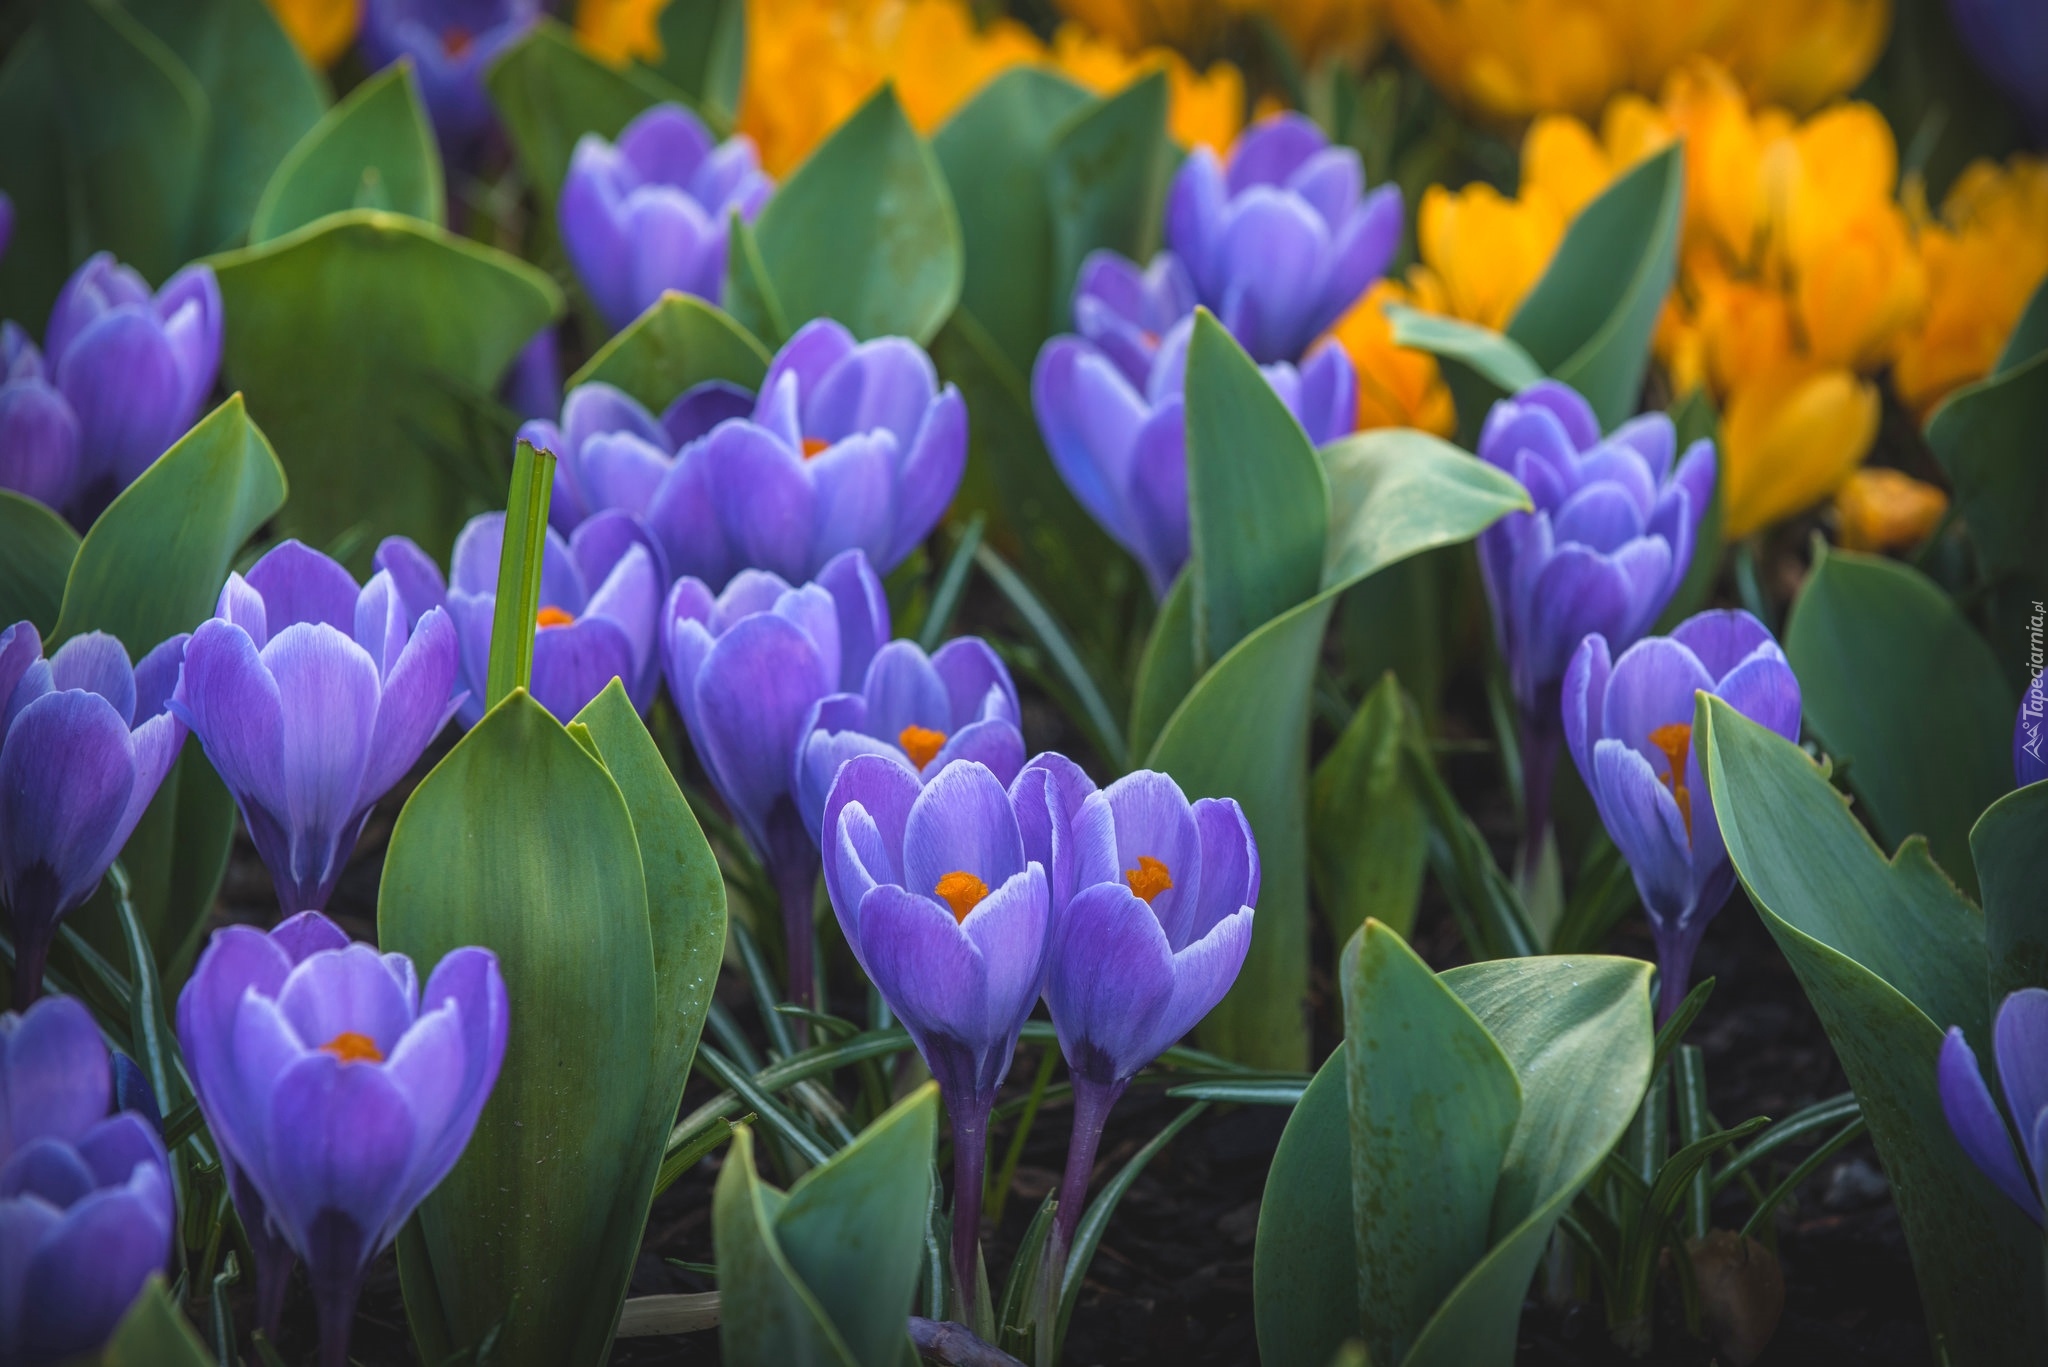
<box><xmin>263</xmin><ymin>0</ymin><xmax>365</xmax><ymax>67</ymax></box>
<box><xmin>1944</xmin><ymin>0</ymin><xmax>2048</xmax><ymax>140</ymax></box>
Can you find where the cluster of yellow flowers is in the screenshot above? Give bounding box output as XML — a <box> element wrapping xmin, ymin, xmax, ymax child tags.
<box><xmin>1340</xmin><ymin>58</ymin><xmax>2048</xmax><ymax>547</ymax></box>
<box><xmin>1054</xmin><ymin>0</ymin><xmax>1381</xmax><ymax>66</ymax></box>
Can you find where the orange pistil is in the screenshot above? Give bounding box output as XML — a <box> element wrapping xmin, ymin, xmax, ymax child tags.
<box><xmin>934</xmin><ymin>871</ymin><xmax>990</xmax><ymax>922</ymax></box>
<box><xmin>1124</xmin><ymin>855</ymin><xmax>1173</xmax><ymax>903</ymax></box>
<box><xmin>801</xmin><ymin>436</ymin><xmax>831</xmax><ymax>459</ymax></box>
<box><xmin>442</xmin><ymin>26</ymin><xmax>473</xmax><ymax>56</ymax></box>
<box><xmin>536</xmin><ymin>606</ymin><xmax>575</xmax><ymax>628</ymax></box>
<box><xmin>1648</xmin><ymin>722</ymin><xmax>1694</xmax><ymax>843</ymax></box>
<box><xmin>320</xmin><ymin>1030</ymin><xmax>384</xmax><ymax>1065</ymax></box>
<box><xmin>898</xmin><ymin>724</ymin><xmax>947</xmax><ymax>770</ymax></box>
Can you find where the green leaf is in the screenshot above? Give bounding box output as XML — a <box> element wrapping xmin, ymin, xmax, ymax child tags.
<box><xmin>734</xmin><ymin>86</ymin><xmax>962</xmax><ymax>347</ymax></box>
<box><xmin>1043</xmin><ymin>71</ymin><xmax>1171</xmax><ymax>336</ymax></box>
<box><xmin>1971</xmin><ymin>780</ymin><xmax>2048</xmax><ymax>1001</ymax></box>
<box><xmin>95</xmin><ymin>1277</ymin><xmax>216</xmax><ymax>1365</ymax></box>
<box><xmin>250</xmin><ymin>61</ymin><xmax>443</xmax><ymax>243</ymax></box>
<box><xmin>567</xmin><ymin>291</ymin><xmax>772</xmax><ymax>411</ymax></box>
<box><xmin>1924</xmin><ymin>313</ymin><xmax>2048</xmax><ymax>590</ymax></box>
<box><xmin>1321</xmin><ymin>429</ymin><xmax>1531</xmax><ymax>590</ymax></box>
<box><xmin>124</xmin><ymin>0</ymin><xmax>327</xmax><ymax>254</ymax></box>
<box><xmin>654</xmin><ymin>0</ymin><xmax>746</xmax><ymax>125</ymax></box>
<box><xmin>1384</xmin><ymin>306</ymin><xmax>1544</xmax><ymax>395</ymax></box>
<box><xmin>487</xmin><ymin>20</ymin><xmax>690</xmax><ymax>209</ymax></box>
<box><xmin>0</xmin><ymin>29</ymin><xmax>74</xmax><ymax>333</ymax></box>
<box><xmin>380</xmin><ymin>691</ymin><xmax>658</xmax><ymax>1367</ymax></box>
<box><xmin>717</xmin><ymin>1086</ymin><xmax>939</xmax><ymax>1366</ymax></box>
<box><xmin>210</xmin><ymin>210</ymin><xmax>563</xmax><ymax>565</ymax></box>
<box><xmin>1186</xmin><ymin>310</ymin><xmax>1330</xmax><ymax>668</ymax></box>
<box><xmin>1507</xmin><ymin>144</ymin><xmax>1685</xmax><ymax>431</ymax></box>
<box><xmin>45</xmin><ymin>0</ymin><xmax>208</xmax><ymax>283</ymax></box>
<box><xmin>1252</xmin><ymin>1054</ymin><xmax>1353</xmax><ymax>1367</ymax></box>
<box><xmin>1344</xmin><ymin>925</ymin><xmax>1522</xmax><ymax>1367</ymax></box>
<box><xmin>0</xmin><ymin>491</ymin><xmax>80</xmax><ymax>635</ymax></box>
<box><xmin>1995</xmin><ymin>274</ymin><xmax>2048</xmax><ymax>373</ymax></box>
<box><xmin>485</xmin><ymin>441</ymin><xmax>554</xmax><ymax>709</ymax></box>
<box><xmin>1784</xmin><ymin>544</ymin><xmax>2013</xmax><ymax>898</ymax></box>
<box><xmin>933</xmin><ymin>68</ymin><xmax>1095</xmax><ymax>378</ymax></box>
<box><xmin>1127</xmin><ymin>570</ymin><xmax>1195</xmax><ymax>765</ymax></box>
<box><xmin>1312</xmin><ymin>674</ymin><xmax>1427</xmax><ymax>944</ymax></box>
<box><xmin>1701</xmin><ymin>697</ymin><xmax>2043</xmax><ymax>1365</ymax></box>
<box><xmin>1055</xmin><ymin>1100</ymin><xmax>1208</xmax><ymax>1352</ymax></box>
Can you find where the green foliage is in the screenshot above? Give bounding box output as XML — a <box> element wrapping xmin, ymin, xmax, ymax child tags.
<box><xmin>1254</xmin><ymin>929</ymin><xmax>1654</xmax><ymax>1367</ymax></box>
<box><xmin>1311</xmin><ymin>673</ymin><xmax>1428</xmax><ymax>944</ymax></box>
<box><xmin>1973</xmin><ymin>781</ymin><xmax>2048</xmax><ymax>1000</ymax></box>
<box><xmin>250</xmin><ymin>62</ymin><xmax>443</xmax><ymax>242</ymax></box>
<box><xmin>715</xmin><ymin>1085</ymin><xmax>939</xmax><ymax>1366</ymax></box>
<box><xmin>210</xmin><ymin>210</ymin><xmax>562</xmax><ymax>565</ymax></box>
<box><xmin>1784</xmin><ymin>544</ymin><xmax>2014</xmax><ymax>897</ymax></box>
<box><xmin>487</xmin><ymin>20</ymin><xmax>691</xmax><ymax>209</ymax></box>
<box><xmin>727</xmin><ymin>87</ymin><xmax>962</xmax><ymax>347</ymax></box>
<box><xmin>1702</xmin><ymin>698</ymin><xmax>2044</xmax><ymax>1364</ymax></box>
<box><xmin>568</xmin><ymin>292</ymin><xmax>772</xmax><ymax>410</ymax></box>
<box><xmin>653</xmin><ymin>0</ymin><xmax>746</xmax><ymax>125</ymax></box>
<box><xmin>95</xmin><ymin>1277</ymin><xmax>217</xmax><ymax>1365</ymax></box>
<box><xmin>0</xmin><ymin>492</ymin><xmax>81</xmax><ymax>636</ymax></box>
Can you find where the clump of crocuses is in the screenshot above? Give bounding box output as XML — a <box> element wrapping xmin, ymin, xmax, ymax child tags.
<box><xmin>1</xmin><ymin>622</ymin><xmax>187</xmax><ymax>1004</ymax></box>
<box><xmin>1478</xmin><ymin>379</ymin><xmax>1714</xmax><ymax>864</ymax></box>
<box><xmin>1</xmin><ymin>994</ymin><xmax>174</xmax><ymax>1366</ymax></box>
<box><xmin>177</xmin><ymin>911</ymin><xmax>508</xmax><ymax>1367</ymax></box>
<box><xmin>663</xmin><ymin>551</ymin><xmax>887</xmax><ymax>1006</ymax></box>
<box><xmin>1939</xmin><ymin>987</ymin><xmax>2048</xmax><ymax>1225</ymax></box>
<box><xmin>358</xmin><ymin>0</ymin><xmax>537</xmax><ymax>153</ymax></box>
<box><xmin>376</xmin><ymin>509</ymin><xmax>661</xmax><ymax>727</ymax></box>
<box><xmin>170</xmin><ymin>542</ymin><xmax>462</xmax><ymax>916</ymax></box>
<box><xmin>560</xmin><ymin>102</ymin><xmax>773</xmax><ymax>331</ymax></box>
<box><xmin>543</xmin><ymin>319</ymin><xmax>967</xmax><ymax>589</ymax></box>
<box><xmin>1561</xmin><ymin>609</ymin><xmax>1800</xmax><ymax>1019</ymax></box>
<box><xmin>0</xmin><ymin>254</ymin><xmax>221</xmax><ymax>526</ymax></box>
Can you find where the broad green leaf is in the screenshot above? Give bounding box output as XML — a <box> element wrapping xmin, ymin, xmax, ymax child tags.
<box><xmin>1345</xmin><ymin>925</ymin><xmax>1521</xmax><ymax>1367</ymax></box>
<box><xmin>1186</xmin><ymin>310</ymin><xmax>1330</xmax><ymax>668</ymax></box>
<box><xmin>726</xmin><ymin>213</ymin><xmax>792</xmax><ymax>344</ymax></box>
<box><xmin>95</xmin><ymin>1277</ymin><xmax>216</xmax><ymax>1365</ymax></box>
<box><xmin>0</xmin><ymin>492</ymin><xmax>80</xmax><ymax>635</ymax></box>
<box><xmin>1702</xmin><ymin>698</ymin><xmax>2042</xmax><ymax>1365</ymax></box>
<box><xmin>46</xmin><ymin>0</ymin><xmax>207</xmax><ymax>282</ymax></box>
<box><xmin>933</xmin><ymin>68</ymin><xmax>1095</xmax><ymax>378</ymax></box>
<box><xmin>487</xmin><ymin>20</ymin><xmax>689</xmax><ymax>208</ymax></box>
<box><xmin>211</xmin><ymin>210</ymin><xmax>563</xmax><ymax>565</ymax></box>
<box><xmin>1784</xmin><ymin>544</ymin><xmax>2013</xmax><ymax>898</ymax></box>
<box><xmin>1127</xmin><ymin>570</ymin><xmax>1195</xmax><ymax>762</ymax></box>
<box><xmin>1995</xmin><ymin>274</ymin><xmax>2048</xmax><ymax>373</ymax></box>
<box><xmin>654</xmin><ymin>0</ymin><xmax>745</xmax><ymax>125</ymax></box>
<box><xmin>124</xmin><ymin>0</ymin><xmax>327</xmax><ymax>254</ymax></box>
<box><xmin>735</xmin><ymin>86</ymin><xmax>963</xmax><ymax>346</ymax></box>
<box><xmin>1924</xmin><ymin>312</ymin><xmax>2048</xmax><ymax>590</ymax></box>
<box><xmin>1971</xmin><ymin>781</ymin><xmax>2048</xmax><ymax>1001</ymax></box>
<box><xmin>1252</xmin><ymin>1053</ymin><xmax>1353</xmax><ymax>1367</ymax></box>
<box><xmin>568</xmin><ymin>291</ymin><xmax>772</xmax><ymax>410</ymax></box>
<box><xmin>1384</xmin><ymin>306</ymin><xmax>1543</xmax><ymax>394</ymax></box>
<box><xmin>1312</xmin><ymin>675</ymin><xmax>1428</xmax><ymax>944</ymax></box>
<box><xmin>1321</xmin><ymin>429</ymin><xmax>1530</xmax><ymax>590</ymax></box>
<box><xmin>1043</xmin><ymin>71</ymin><xmax>1171</xmax><ymax>335</ymax></box>
<box><xmin>0</xmin><ymin>30</ymin><xmax>75</xmax><ymax>333</ymax></box>
<box><xmin>715</xmin><ymin>1123</ymin><xmax>861</xmax><ymax>1367</ymax></box>
<box><xmin>1507</xmin><ymin>144</ymin><xmax>1685</xmax><ymax>431</ymax></box>
<box><xmin>250</xmin><ymin>62</ymin><xmax>443</xmax><ymax>242</ymax></box>
<box><xmin>381</xmin><ymin>691</ymin><xmax>658</xmax><ymax>1367</ymax></box>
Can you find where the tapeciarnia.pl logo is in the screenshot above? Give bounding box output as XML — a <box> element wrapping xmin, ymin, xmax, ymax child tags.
<box><xmin>2024</xmin><ymin>600</ymin><xmax>2045</xmax><ymax>769</ymax></box>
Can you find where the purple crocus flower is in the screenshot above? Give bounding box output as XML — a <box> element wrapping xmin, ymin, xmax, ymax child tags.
<box><xmin>1034</xmin><ymin>314</ymin><xmax>1356</xmax><ymax>598</ymax></box>
<box><xmin>662</xmin><ymin>550</ymin><xmax>888</xmax><ymax>1006</ymax></box>
<box><xmin>2018</xmin><ymin>669</ymin><xmax>2044</xmax><ymax>787</ymax></box>
<box><xmin>0</xmin><ymin>193</ymin><xmax>11</xmax><ymax>261</ymax></box>
<box><xmin>1938</xmin><ymin>987</ymin><xmax>2048</xmax><ymax>1224</ymax></box>
<box><xmin>1071</xmin><ymin>249</ymin><xmax>1198</xmax><ymax>387</ymax></box>
<box><xmin>0</xmin><ymin>323</ymin><xmax>81</xmax><ymax>516</ymax></box>
<box><xmin>375</xmin><ymin>508</ymin><xmax>662</xmax><ymax>727</ymax></box>
<box><xmin>1165</xmin><ymin>112</ymin><xmax>1401</xmax><ymax>365</ymax></box>
<box><xmin>1561</xmin><ymin>609</ymin><xmax>1800</xmax><ymax>1020</ymax></box>
<box><xmin>794</xmin><ymin>637</ymin><xmax>1024</xmax><ymax>842</ymax></box>
<box><xmin>1946</xmin><ymin>0</ymin><xmax>2048</xmax><ymax>139</ymax></box>
<box><xmin>1479</xmin><ymin>379</ymin><xmax>1713</xmax><ymax>866</ymax></box>
<box><xmin>560</xmin><ymin>102</ymin><xmax>773</xmax><ymax>331</ymax></box>
<box><xmin>0</xmin><ymin>623</ymin><xmax>187</xmax><ymax>1004</ymax></box>
<box><xmin>518</xmin><ymin>379</ymin><xmax>752</xmax><ymax>536</ymax></box>
<box><xmin>168</xmin><ymin>542</ymin><xmax>462</xmax><ymax>916</ymax></box>
<box><xmin>549</xmin><ymin>319</ymin><xmax>967</xmax><ymax>590</ymax></box>
<box><xmin>40</xmin><ymin>254</ymin><xmax>222</xmax><ymax>524</ymax></box>
<box><xmin>177</xmin><ymin>911</ymin><xmax>508</xmax><ymax>1367</ymax></box>
<box><xmin>821</xmin><ymin>754</ymin><xmax>1051</xmax><ymax>1303</ymax></box>
<box><xmin>1011</xmin><ymin>755</ymin><xmax>1257</xmax><ymax>1246</ymax></box>
<box><xmin>1</xmin><ymin>995</ymin><xmax>174</xmax><ymax>1367</ymax></box>
<box><xmin>359</xmin><ymin>0</ymin><xmax>539</xmax><ymax>153</ymax></box>
<box><xmin>502</xmin><ymin>326</ymin><xmax>561</xmax><ymax>424</ymax></box>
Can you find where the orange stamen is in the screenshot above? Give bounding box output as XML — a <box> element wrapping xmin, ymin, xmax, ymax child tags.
<box><xmin>898</xmin><ymin>724</ymin><xmax>947</xmax><ymax>770</ymax></box>
<box><xmin>536</xmin><ymin>606</ymin><xmax>575</xmax><ymax>628</ymax></box>
<box><xmin>1125</xmin><ymin>855</ymin><xmax>1173</xmax><ymax>903</ymax></box>
<box><xmin>934</xmin><ymin>871</ymin><xmax>989</xmax><ymax>922</ymax></box>
<box><xmin>442</xmin><ymin>26</ymin><xmax>472</xmax><ymax>56</ymax></box>
<box><xmin>320</xmin><ymin>1030</ymin><xmax>384</xmax><ymax>1065</ymax></box>
<box><xmin>801</xmin><ymin>436</ymin><xmax>830</xmax><ymax>459</ymax></box>
<box><xmin>1648</xmin><ymin>722</ymin><xmax>1694</xmax><ymax>843</ymax></box>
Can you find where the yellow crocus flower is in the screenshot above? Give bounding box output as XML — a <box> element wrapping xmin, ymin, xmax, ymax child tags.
<box><xmin>1720</xmin><ymin>368</ymin><xmax>1879</xmax><ymax>539</ymax></box>
<box><xmin>1832</xmin><ymin>468</ymin><xmax>1949</xmax><ymax>553</ymax></box>
<box><xmin>265</xmin><ymin>0</ymin><xmax>362</xmax><ymax>68</ymax></box>
<box><xmin>1054</xmin><ymin>0</ymin><xmax>1382</xmax><ymax>64</ymax></box>
<box><xmin>1327</xmin><ymin>279</ymin><xmax>1458</xmax><ymax>436</ymax></box>
<box><xmin>1048</xmin><ymin>24</ymin><xmax>1245</xmax><ymax>154</ymax></box>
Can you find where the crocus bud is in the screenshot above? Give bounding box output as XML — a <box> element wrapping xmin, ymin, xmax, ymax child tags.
<box><xmin>0</xmin><ymin>323</ymin><xmax>82</xmax><ymax>515</ymax></box>
<box><xmin>1166</xmin><ymin>111</ymin><xmax>1402</xmax><ymax>364</ymax></box>
<box><xmin>358</xmin><ymin>0</ymin><xmax>538</xmax><ymax>152</ymax></box>
<box><xmin>169</xmin><ymin>542</ymin><xmax>462</xmax><ymax>916</ymax></box>
<box><xmin>1938</xmin><ymin>987</ymin><xmax>2048</xmax><ymax>1225</ymax></box>
<box><xmin>1071</xmin><ymin>248</ymin><xmax>1198</xmax><ymax>386</ymax></box>
<box><xmin>821</xmin><ymin>754</ymin><xmax>1052</xmax><ymax>1301</ymax></box>
<box><xmin>1034</xmin><ymin>314</ymin><xmax>1356</xmax><ymax>598</ymax></box>
<box><xmin>43</xmin><ymin>254</ymin><xmax>221</xmax><ymax>523</ymax></box>
<box><xmin>177</xmin><ymin>911</ymin><xmax>508</xmax><ymax>1367</ymax></box>
<box><xmin>0</xmin><ymin>623</ymin><xmax>188</xmax><ymax>1004</ymax></box>
<box><xmin>560</xmin><ymin>102</ymin><xmax>773</xmax><ymax>331</ymax></box>
<box><xmin>1561</xmin><ymin>609</ymin><xmax>1801</xmax><ymax>1020</ymax></box>
<box><xmin>0</xmin><ymin>994</ymin><xmax>174</xmax><ymax>1367</ymax></box>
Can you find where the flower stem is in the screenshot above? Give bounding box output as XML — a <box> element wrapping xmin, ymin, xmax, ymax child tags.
<box><xmin>311</xmin><ymin>1270</ymin><xmax>362</xmax><ymax>1367</ymax></box>
<box><xmin>774</xmin><ymin>861</ymin><xmax>817</xmax><ymax>1015</ymax></box>
<box><xmin>1054</xmin><ymin>1075</ymin><xmax>1127</xmax><ymax>1250</ymax></box>
<box><xmin>949</xmin><ymin>1097</ymin><xmax>992</xmax><ymax>1318</ymax></box>
<box><xmin>1518</xmin><ymin>712</ymin><xmax>1560</xmax><ymax>870</ymax></box>
<box><xmin>11</xmin><ymin>925</ymin><xmax>48</xmax><ymax>1007</ymax></box>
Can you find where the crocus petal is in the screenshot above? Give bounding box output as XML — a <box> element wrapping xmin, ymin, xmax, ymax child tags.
<box><xmin>822</xmin><ymin>754</ymin><xmax>922</xmax><ymax>943</ymax></box>
<box><xmin>1561</xmin><ymin>633</ymin><xmax>1613</xmax><ymax>788</ymax></box>
<box><xmin>55</xmin><ymin>310</ymin><xmax>187</xmax><ymax>493</ymax></box>
<box><xmin>17</xmin><ymin>1175</ymin><xmax>171</xmax><ymax>1365</ymax></box>
<box><xmin>170</xmin><ymin>620</ymin><xmax>287</xmax><ymax>816</ymax></box>
<box><xmin>927</xmin><ymin>719</ymin><xmax>1025</xmax><ymax>793</ymax></box>
<box><xmin>258</xmin><ymin>1052</ymin><xmax>417</xmax><ymax>1276</ymax></box>
<box><xmin>48</xmin><ymin>633</ymin><xmax>135</xmax><ymax>725</ymax></box>
<box><xmin>861</xmin><ymin>641</ymin><xmax>951</xmax><ymax>742</ymax></box>
<box><xmin>930</xmin><ymin>637</ymin><xmax>1019</xmax><ymax>727</ymax></box>
<box><xmin>1189</xmin><ymin>797</ymin><xmax>1259</xmax><ymax>944</ymax></box>
<box><xmin>275</xmin><ymin>943</ymin><xmax>417</xmax><ymax>1061</ymax></box>
<box><xmin>1938</xmin><ymin>1026</ymin><xmax>2044</xmax><ymax>1222</ymax></box>
<box><xmin>264</xmin><ymin>623</ymin><xmax>382</xmax><ymax>907</ymax></box>
<box><xmin>700</xmin><ymin>420</ymin><xmax>814</xmax><ymax>582</ymax></box>
<box><xmin>959</xmin><ymin>863</ymin><xmax>1051</xmax><ymax>1050</ymax></box>
<box><xmin>1009</xmin><ymin>752</ymin><xmax>1100</xmax><ymax>917</ymax></box>
<box><xmin>372</xmin><ymin>537</ymin><xmax>449</xmax><ymax>627</ymax></box>
<box><xmin>882</xmin><ymin>387</ymin><xmax>966</xmax><ymax>571</ymax></box>
<box><xmin>815</xmin><ymin>549</ymin><xmax>890</xmax><ymax>690</ymax></box>
<box><xmin>0</xmin><ymin>691</ymin><xmax>136</xmax><ymax>925</ymax></box>
<box><xmin>247</xmin><ymin>541</ymin><xmax>361</xmax><ymax>636</ymax></box>
<box><xmin>0</xmin><ymin>378</ymin><xmax>81</xmax><ymax>513</ymax></box>
<box><xmin>1591</xmin><ymin>740</ymin><xmax>1694</xmax><ymax>925</ymax></box>
<box><xmin>1</xmin><ymin>995</ymin><xmax>110</xmax><ymax>1154</ymax></box>
<box><xmin>1602</xmin><ymin>637</ymin><xmax>1716</xmax><ymax>773</ymax></box>
<box><xmin>530</xmin><ymin>615</ymin><xmax>638</xmax><ymax>723</ymax></box>
<box><xmin>854</xmin><ymin>883</ymin><xmax>988</xmax><ymax>1096</ymax></box>
<box><xmin>1046</xmin><ymin>880</ymin><xmax>1176</xmax><ymax>1084</ymax></box>
<box><xmin>408</xmin><ymin>946</ymin><xmax>507</xmax><ymax>1190</ymax></box>
<box><xmin>805</xmin><ymin>337</ymin><xmax>939</xmax><ymax>447</ymax></box>
<box><xmin>1996</xmin><ymin>989</ymin><xmax>2048</xmax><ymax>1184</ymax></box>
<box><xmin>1145</xmin><ymin>904</ymin><xmax>1254</xmax><ymax>1064</ymax></box>
<box><xmin>901</xmin><ymin>760</ymin><xmax>1026</xmax><ymax>900</ymax></box>
<box><xmin>806</xmin><ymin>430</ymin><xmax>897</xmax><ymax>571</ymax></box>
<box><xmin>691</xmin><ymin>612</ymin><xmax>833</xmax><ymax>851</ymax></box>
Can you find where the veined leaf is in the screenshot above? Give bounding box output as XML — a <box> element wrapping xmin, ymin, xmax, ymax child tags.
<box><xmin>1973</xmin><ymin>781</ymin><xmax>2048</xmax><ymax>1000</ymax></box>
<box><xmin>567</xmin><ymin>291</ymin><xmax>771</xmax><ymax>410</ymax></box>
<box><xmin>250</xmin><ymin>61</ymin><xmax>443</xmax><ymax>242</ymax></box>
<box><xmin>0</xmin><ymin>491</ymin><xmax>81</xmax><ymax>636</ymax></box>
